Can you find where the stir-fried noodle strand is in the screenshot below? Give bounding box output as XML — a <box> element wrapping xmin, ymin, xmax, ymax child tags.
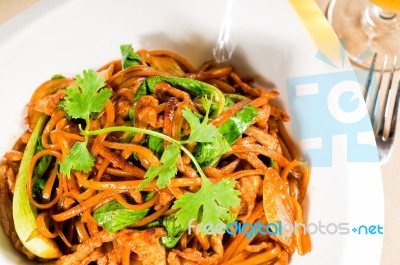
<box><xmin>0</xmin><ymin>46</ymin><xmax>311</xmax><ymax>265</ymax></box>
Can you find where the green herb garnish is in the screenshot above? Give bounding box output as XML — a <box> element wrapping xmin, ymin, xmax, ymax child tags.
<box><xmin>120</xmin><ymin>44</ymin><xmax>143</xmax><ymax>69</ymax></box>
<box><xmin>172</xmin><ymin>176</ymin><xmax>240</xmax><ymax>233</ymax></box>
<box><xmin>82</xmin><ymin>96</ymin><xmax>239</xmax><ymax>234</ymax></box>
<box><xmin>137</xmin><ymin>144</ymin><xmax>180</xmax><ymax>190</ymax></box>
<box><xmin>93</xmin><ymin>200</ymin><xmax>149</xmax><ymax>232</ymax></box>
<box><xmin>57</xmin><ymin>51</ymin><xmax>240</xmax><ymax>235</ymax></box>
<box><xmin>58</xmin><ymin>69</ymin><xmax>111</xmax><ymax>177</ymax></box>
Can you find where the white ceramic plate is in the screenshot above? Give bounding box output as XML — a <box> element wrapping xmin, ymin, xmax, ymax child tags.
<box><xmin>0</xmin><ymin>0</ymin><xmax>383</xmax><ymax>264</ymax></box>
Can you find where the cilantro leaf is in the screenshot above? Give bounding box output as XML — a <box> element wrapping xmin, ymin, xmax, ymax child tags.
<box><xmin>172</xmin><ymin>178</ymin><xmax>240</xmax><ymax>233</ymax></box>
<box><xmin>93</xmin><ymin>200</ymin><xmax>149</xmax><ymax>233</ymax></box>
<box><xmin>75</xmin><ymin>69</ymin><xmax>106</xmax><ymax>95</ymax></box>
<box><xmin>137</xmin><ymin>166</ymin><xmax>162</xmax><ymax>190</ymax></box>
<box><xmin>182</xmin><ymin>108</ymin><xmax>218</xmax><ymax>143</ymax></box>
<box><xmin>157</xmin><ymin>144</ymin><xmax>180</xmax><ymax>187</ymax></box>
<box><xmin>120</xmin><ymin>44</ymin><xmax>143</xmax><ymax>69</ymax></box>
<box><xmin>60</xmin><ymin>69</ymin><xmax>111</xmax><ymax>123</ymax></box>
<box><xmin>58</xmin><ymin>69</ymin><xmax>112</xmax><ymax>178</ymax></box>
<box><xmin>193</xmin><ymin>131</ymin><xmax>231</xmax><ymax>166</ymax></box>
<box><xmin>160</xmin><ymin>214</ymin><xmax>186</xmax><ymax>248</ymax></box>
<box><xmin>182</xmin><ymin>97</ymin><xmax>231</xmax><ymax>166</ymax></box>
<box><xmin>59</xmin><ymin>141</ymin><xmax>94</xmax><ymax>177</ymax></box>
<box><xmin>181</xmin><ymin>97</ymin><xmax>220</xmax><ymax>143</ymax></box>
<box><xmin>193</xmin><ymin>105</ymin><xmax>257</xmax><ymax>166</ymax></box>
<box><xmin>147</xmin><ymin>134</ymin><xmax>164</xmax><ymax>158</ymax></box>
<box><xmin>138</xmin><ymin>144</ymin><xmax>180</xmax><ymax>190</ymax></box>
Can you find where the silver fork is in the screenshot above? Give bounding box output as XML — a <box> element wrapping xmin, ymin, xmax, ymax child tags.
<box><xmin>364</xmin><ymin>53</ymin><xmax>400</xmax><ymax>165</ymax></box>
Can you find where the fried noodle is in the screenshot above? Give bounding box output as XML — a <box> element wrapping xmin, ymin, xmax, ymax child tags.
<box><xmin>0</xmin><ymin>47</ymin><xmax>311</xmax><ymax>265</ymax></box>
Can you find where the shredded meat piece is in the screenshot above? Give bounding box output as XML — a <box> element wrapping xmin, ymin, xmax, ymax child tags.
<box><xmin>169</xmin><ymin>249</ymin><xmax>218</xmax><ymax>265</ymax></box>
<box><xmin>234</xmin><ymin>153</ymin><xmax>267</xmax><ymax>172</ymax></box>
<box><xmin>0</xmin><ymin>166</ymin><xmax>14</xmax><ymax>238</ymax></box>
<box><xmin>154</xmin><ymin>190</ymin><xmax>173</xmax><ymax>211</ymax></box>
<box><xmin>5</xmin><ymin>167</ymin><xmax>15</xmax><ymax>193</ymax></box>
<box><xmin>135</xmin><ymin>96</ymin><xmax>159</xmax><ymax>129</ymax></box>
<box><xmin>98</xmin><ymin>64</ymin><xmax>114</xmax><ymax>81</ymax></box>
<box><xmin>237</xmin><ymin>175</ymin><xmax>262</xmax><ymax>221</ymax></box>
<box><xmin>254</xmin><ymin>104</ymin><xmax>271</xmax><ymax>129</ymax></box>
<box><xmin>270</xmin><ymin>105</ymin><xmax>289</xmax><ymax>122</ymax></box>
<box><xmin>20</xmin><ymin>131</ymin><xmax>32</xmax><ymax>144</ymax></box>
<box><xmin>163</xmin><ymin>97</ymin><xmax>179</xmax><ymax>138</ymax></box>
<box><xmin>246</xmin><ymin>242</ymin><xmax>273</xmax><ymax>252</ymax></box>
<box><xmin>167</xmin><ymin>252</ymin><xmax>198</xmax><ymax>265</ymax></box>
<box><xmin>116</xmin><ymin>99</ymin><xmax>131</xmax><ymax>120</ymax></box>
<box><xmin>177</xmin><ymin>156</ymin><xmax>198</xmax><ymax>179</ymax></box>
<box><xmin>129</xmin><ymin>190</ymin><xmax>143</xmax><ymax>204</ymax></box>
<box><xmin>168</xmin><ymin>235</ymin><xmax>223</xmax><ymax>265</ymax></box>
<box><xmin>120</xmin><ymin>228</ymin><xmax>166</xmax><ymax>265</ymax></box>
<box><xmin>97</xmin><ymin>247</ymin><xmax>124</xmax><ymax>265</ymax></box>
<box><xmin>209</xmin><ymin>234</ymin><xmax>224</xmax><ymax>257</ymax></box>
<box><xmin>26</xmin><ymin>90</ymin><xmax>66</xmax><ymax>116</ymax></box>
<box><xmin>203</xmin><ymin>158</ymin><xmax>240</xmax><ymax>178</ymax></box>
<box><xmin>245</xmin><ymin>126</ymin><xmax>279</xmax><ymax>151</ymax></box>
<box><xmin>3</xmin><ymin>150</ymin><xmax>23</xmax><ymax>162</ymax></box>
<box><xmin>80</xmin><ymin>248</ymin><xmax>105</xmax><ymax>265</ymax></box>
<box><xmin>54</xmin><ymin>230</ymin><xmax>116</xmax><ymax>265</ymax></box>
<box><xmin>274</xmin><ymin>249</ymin><xmax>289</xmax><ymax>265</ymax></box>
<box><xmin>115</xmin><ymin>88</ymin><xmax>134</xmax><ymax>121</ymax></box>
<box><xmin>154</xmin><ymin>82</ymin><xmax>191</xmax><ymax>102</ymax></box>
<box><xmin>167</xmin><ymin>251</ymin><xmax>181</xmax><ymax>265</ymax></box>
<box><xmin>54</xmin><ymin>228</ymin><xmax>166</xmax><ymax>265</ymax></box>
<box><xmin>58</xmin><ymin>196</ymin><xmax>76</xmax><ymax>210</ymax></box>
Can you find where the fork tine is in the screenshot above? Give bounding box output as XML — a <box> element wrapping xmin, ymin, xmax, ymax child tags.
<box><xmin>364</xmin><ymin>52</ymin><xmax>377</xmax><ymax>101</ymax></box>
<box><xmin>371</xmin><ymin>54</ymin><xmax>388</xmax><ymax>129</ymax></box>
<box><xmin>371</xmin><ymin>55</ymin><xmax>400</xmax><ymax>164</ymax></box>
<box><xmin>388</xmin><ymin>75</ymin><xmax>400</xmax><ymax>139</ymax></box>
<box><xmin>378</xmin><ymin>56</ymin><xmax>397</xmax><ymax>138</ymax></box>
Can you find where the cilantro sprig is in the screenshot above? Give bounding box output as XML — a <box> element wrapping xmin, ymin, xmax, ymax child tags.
<box><xmin>137</xmin><ymin>97</ymin><xmax>230</xmax><ymax>190</ymax></box>
<box><xmin>82</xmin><ymin>97</ymin><xmax>239</xmax><ymax>231</ymax></box>
<box><xmin>120</xmin><ymin>44</ymin><xmax>143</xmax><ymax>69</ymax></box>
<box><xmin>172</xmin><ymin>176</ymin><xmax>240</xmax><ymax>229</ymax></box>
<box><xmin>137</xmin><ymin>144</ymin><xmax>180</xmax><ymax>190</ymax></box>
<box><xmin>59</xmin><ymin>70</ymin><xmax>111</xmax><ymax>177</ymax></box>
<box><xmin>60</xmin><ymin>70</ymin><xmax>111</xmax><ymax>124</ymax></box>
<box><xmin>180</xmin><ymin>98</ymin><xmax>220</xmax><ymax>144</ymax></box>
<box><xmin>57</xmin><ymin>65</ymin><xmax>240</xmax><ymax>232</ymax></box>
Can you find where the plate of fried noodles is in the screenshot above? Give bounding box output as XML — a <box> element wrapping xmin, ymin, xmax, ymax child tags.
<box><xmin>0</xmin><ymin>0</ymin><xmax>383</xmax><ymax>264</ymax></box>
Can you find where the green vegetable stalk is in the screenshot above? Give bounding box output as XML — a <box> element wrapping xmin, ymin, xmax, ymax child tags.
<box><xmin>194</xmin><ymin>104</ymin><xmax>259</xmax><ymax>166</ymax></box>
<box><xmin>93</xmin><ymin>200</ymin><xmax>149</xmax><ymax>233</ymax></box>
<box><xmin>13</xmin><ymin>115</ymin><xmax>61</xmax><ymax>259</ymax></box>
<box><xmin>34</xmin><ymin>137</ymin><xmax>53</xmax><ymax>179</ymax></box>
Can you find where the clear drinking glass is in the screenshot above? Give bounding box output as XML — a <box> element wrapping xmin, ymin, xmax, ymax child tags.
<box><xmin>328</xmin><ymin>0</ymin><xmax>400</xmax><ymax>69</ymax></box>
